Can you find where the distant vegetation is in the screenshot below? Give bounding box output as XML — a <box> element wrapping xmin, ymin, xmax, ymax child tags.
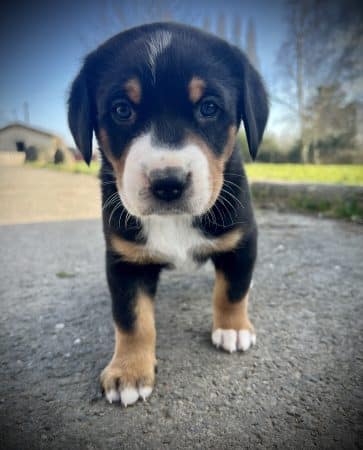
<box><xmin>245</xmin><ymin>163</ymin><xmax>363</xmax><ymax>185</ymax></box>
<box><xmin>239</xmin><ymin>132</ymin><xmax>363</xmax><ymax>165</ymax></box>
<box><xmin>29</xmin><ymin>160</ymin><xmax>363</xmax><ymax>186</ymax></box>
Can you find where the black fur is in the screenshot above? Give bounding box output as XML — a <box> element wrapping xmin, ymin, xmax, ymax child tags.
<box><xmin>68</xmin><ymin>22</ymin><xmax>268</xmax><ymax>332</ymax></box>
<box><xmin>106</xmin><ymin>251</ymin><xmax>163</xmax><ymax>331</ymax></box>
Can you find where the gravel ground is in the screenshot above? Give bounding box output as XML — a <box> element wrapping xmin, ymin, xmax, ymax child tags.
<box><xmin>0</xmin><ymin>212</ymin><xmax>362</xmax><ymax>449</ymax></box>
<box><xmin>0</xmin><ymin>165</ymin><xmax>362</xmax><ymax>449</ymax></box>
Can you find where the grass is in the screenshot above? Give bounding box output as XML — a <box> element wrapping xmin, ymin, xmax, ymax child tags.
<box><xmin>29</xmin><ymin>160</ymin><xmax>363</xmax><ymax>221</ymax></box>
<box><xmin>30</xmin><ymin>161</ymin><xmax>363</xmax><ymax>185</ymax></box>
<box><xmin>244</xmin><ymin>163</ymin><xmax>363</xmax><ymax>185</ymax></box>
<box><xmin>29</xmin><ymin>161</ymin><xmax>100</xmax><ymax>176</ymax></box>
<box><xmin>56</xmin><ymin>271</ymin><xmax>76</xmax><ymax>279</ymax></box>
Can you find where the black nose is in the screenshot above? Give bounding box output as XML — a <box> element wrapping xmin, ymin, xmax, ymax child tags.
<box><xmin>149</xmin><ymin>168</ymin><xmax>190</xmax><ymax>202</ymax></box>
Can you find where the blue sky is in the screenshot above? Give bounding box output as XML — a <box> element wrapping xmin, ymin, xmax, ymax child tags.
<box><xmin>1</xmin><ymin>0</ymin><xmax>286</xmax><ymax>146</ymax></box>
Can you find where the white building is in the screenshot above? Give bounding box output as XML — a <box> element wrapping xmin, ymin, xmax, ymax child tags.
<box><xmin>0</xmin><ymin>122</ymin><xmax>73</xmax><ymax>163</ymax></box>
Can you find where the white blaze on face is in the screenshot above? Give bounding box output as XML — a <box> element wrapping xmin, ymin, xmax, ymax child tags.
<box><xmin>120</xmin><ymin>133</ymin><xmax>211</xmax><ymax>217</ymax></box>
<box><xmin>146</xmin><ymin>31</ymin><xmax>172</xmax><ymax>81</ymax></box>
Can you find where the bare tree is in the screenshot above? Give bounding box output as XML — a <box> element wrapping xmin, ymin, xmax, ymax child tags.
<box><xmin>232</xmin><ymin>15</ymin><xmax>243</xmax><ymax>48</ymax></box>
<box><xmin>82</xmin><ymin>0</ymin><xmax>192</xmax><ymax>50</ymax></box>
<box><xmin>275</xmin><ymin>0</ymin><xmax>363</xmax><ymax>162</ymax></box>
<box><xmin>216</xmin><ymin>12</ymin><xmax>226</xmax><ymax>39</ymax></box>
<box><xmin>308</xmin><ymin>83</ymin><xmax>357</xmax><ymax>162</ymax></box>
<box><xmin>275</xmin><ymin>0</ymin><xmax>312</xmax><ymax>162</ymax></box>
<box><xmin>246</xmin><ymin>18</ymin><xmax>259</xmax><ymax>70</ymax></box>
<box><xmin>202</xmin><ymin>15</ymin><xmax>211</xmax><ymax>33</ymax></box>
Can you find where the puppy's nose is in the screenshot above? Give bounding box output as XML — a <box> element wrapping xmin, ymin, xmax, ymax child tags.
<box><xmin>149</xmin><ymin>167</ymin><xmax>190</xmax><ymax>202</ymax></box>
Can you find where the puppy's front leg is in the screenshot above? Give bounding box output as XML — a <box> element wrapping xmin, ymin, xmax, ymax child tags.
<box><xmin>101</xmin><ymin>252</ymin><xmax>162</xmax><ymax>406</ymax></box>
<box><xmin>211</xmin><ymin>228</ymin><xmax>257</xmax><ymax>353</ymax></box>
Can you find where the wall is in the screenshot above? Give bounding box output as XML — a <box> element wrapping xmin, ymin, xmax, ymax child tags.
<box><xmin>0</xmin><ymin>126</ymin><xmax>55</xmax><ymax>152</ymax></box>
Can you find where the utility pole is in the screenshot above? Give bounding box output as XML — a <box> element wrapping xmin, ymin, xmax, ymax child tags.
<box><xmin>23</xmin><ymin>102</ymin><xmax>30</xmax><ymax>123</ymax></box>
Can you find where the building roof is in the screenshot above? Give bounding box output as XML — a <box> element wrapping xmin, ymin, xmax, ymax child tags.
<box><xmin>0</xmin><ymin>122</ymin><xmax>59</xmax><ymax>139</ymax></box>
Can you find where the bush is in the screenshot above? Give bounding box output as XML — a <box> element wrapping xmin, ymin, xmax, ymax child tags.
<box><xmin>286</xmin><ymin>140</ymin><xmax>302</xmax><ymax>163</ymax></box>
<box><xmin>25</xmin><ymin>146</ymin><xmax>40</xmax><ymax>162</ymax></box>
<box><xmin>257</xmin><ymin>135</ymin><xmax>287</xmax><ymax>163</ymax></box>
<box><xmin>54</xmin><ymin>149</ymin><xmax>65</xmax><ymax>164</ymax></box>
<box><xmin>238</xmin><ymin>133</ymin><xmax>286</xmax><ymax>163</ymax></box>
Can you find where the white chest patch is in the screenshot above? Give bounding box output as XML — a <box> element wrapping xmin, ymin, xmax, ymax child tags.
<box><xmin>141</xmin><ymin>215</ymin><xmax>211</xmax><ymax>267</ymax></box>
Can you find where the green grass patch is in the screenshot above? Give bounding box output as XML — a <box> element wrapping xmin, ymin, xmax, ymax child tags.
<box><xmin>29</xmin><ymin>161</ymin><xmax>100</xmax><ymax>176</ymax></box>
<box><xmin>56</xmin><ymin>271</ymin><xmax>76</xmax><ymax>279</ymax></box>
<box><xmin>29</xmin><ymin>160</ymin><xmax>362</xmax><ymax>221</ymax></box>
<box><xmin>245</xmin><ymin>163</ymin><xmax>363</xmax><ymax>185</ymax></box>
<box><xmin>31</xmin><ymin>161</ymin><xmax>363</xmax><ymax>186</ymax></box>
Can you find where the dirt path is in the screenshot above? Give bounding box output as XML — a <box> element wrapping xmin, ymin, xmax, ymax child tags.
<box><xmin>0</xmin><ymin>164</ymin><xmax>100</xmax><ymax>224</ymax></box>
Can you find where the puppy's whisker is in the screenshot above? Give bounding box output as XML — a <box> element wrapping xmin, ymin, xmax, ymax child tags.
<box><xmin>118</xmin><ymin>207</ymin><xmax>127</xmax><ymax>229</ymax></box>
<box><xmin>216</xmin><ymin>195</ymin><xmax>235</xmax><ymax>224</ymax></box>
<box><xmin>214</xmin><ymin>201</ymin><xmax>226</xmax><ymax>228</ymax></box>
<box><xmin>218</xmin><ymin>190</ymin><xmax>237</xmax><ymax>213</ymax></box>
<box><xmin>125</xmin><ymin>212</ymin><xmax>131</xmax><ymax>229</ymax></box>
<box><xmin>221</xmin><ymin>188</ymin><xmax>245</xmax><ymax>209</ymax></box>
<box><xmin>109</xmin><ymin>201</ymin><xmax>122</xmax><ymax>226</ymax></box>
<box><xmin>223</xmin><ymin>172</ymin><xmax>247</xmax><ymax>178</ymax></box>
<box><xmin>102</xmin><ymin>194</ymin><xmax>116</xmax><ymax>210</ymax></box>
<box><xmin>102</xmin><ymin>192</ymin><xmax>120</xmax><ymax>211</ymax></box>
<box><xmin>223</xmin><ymin>179</ymin><xmax>243</xmax><ymax>191</ymax></box>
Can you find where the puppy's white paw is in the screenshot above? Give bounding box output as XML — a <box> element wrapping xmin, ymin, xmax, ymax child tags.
<box><xmin>105</xmin><ymin>384</ymin><xmax>153</xmax><ymax>407</ymax></box>
<box><xmin>105</xmin><ymin>388</ymin><xmax>120</xmax><ymax>404</ymax></box>
<box><xmin>212</xmin><ymin>328</ymin><xmax>256</xmax><ymax>353</ymax></box>
<box><xmin>120</xmin><ymin>387</ymin><xmax>140</xmax><ymax>407</ymax></box>
<box><xmin>101</xmin><ymin>362</ymin><xmax>155</xmax><ymax>407</ymax></box>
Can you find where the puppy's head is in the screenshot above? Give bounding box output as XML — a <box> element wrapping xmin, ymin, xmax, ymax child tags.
<box><xmin>68</xmin><ymin>23</ymin><xmax>268</xmax><ymax>217</ymax></box>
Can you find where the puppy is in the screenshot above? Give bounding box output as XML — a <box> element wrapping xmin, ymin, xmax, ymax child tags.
<box><xmin>68</xmin><ymin>22</ymin><xmax>268</xmax><ymax>406</ymax></box>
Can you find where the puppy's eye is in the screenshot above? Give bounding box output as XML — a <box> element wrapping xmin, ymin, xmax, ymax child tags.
<box><xmin>199</xmin><ymin>100</ymin><xmax>219</xmax><ymax>118</ymax></box>
<box><xmin>112</xmin><ymin>100</ymin><xmax>133</xmax><ymax>122</ymax></box>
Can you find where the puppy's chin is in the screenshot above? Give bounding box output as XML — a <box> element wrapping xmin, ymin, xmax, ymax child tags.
<box><xmin>119</xmin><ymin>190</ymin><xmax>210</xmax><ymax>219</ymax></box>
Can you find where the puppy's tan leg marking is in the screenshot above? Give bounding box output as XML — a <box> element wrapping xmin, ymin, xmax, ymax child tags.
<box><xmin>100</xmin><ymin>293</ymin><xmax>156</xmax><ymax>406</ymax></box>
<box><xmin>212</xmin><ymin>271</ymin><xmax>256</xmax><ymax>353</ymax></box>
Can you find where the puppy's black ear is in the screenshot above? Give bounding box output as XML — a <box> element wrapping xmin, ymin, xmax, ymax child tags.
<box><xmin>232</xmin><ymin>48</ymin><xmax>269</xmax><ymax>160</ymax></box>
<box><xmin>68</xmin><ymin>70</ymin><xmax>94</xmax><ymax>165</ymax></box>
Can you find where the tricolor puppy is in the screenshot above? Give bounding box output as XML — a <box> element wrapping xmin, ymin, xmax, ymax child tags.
<box><xmin>68</xmin><ymin>22</ymin><xmax>268</xmax><ymax>407</ymax></box>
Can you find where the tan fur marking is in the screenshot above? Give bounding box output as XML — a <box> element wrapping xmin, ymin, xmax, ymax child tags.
<box><xmin>100</xmin><ymin>293</ymin><xmax>156</xmax><ymax>390</ymax></box>
<box><xmin>111</xmin><ymin>227</ymin><xmax>242</xmax><ymax>264</ymax></box>
<box><xmin>212</xmin><ymin>227</ymin><xmax>243</xmax><ymax>252</ymax></box>
<box><xmin>99</xmin><ymin>128</ymin><xmax>130</xmax><ymax>191</ymax></box>
<box><xmin>188</xmin><ymin>77</ymin><xmax>206</xmax><ymax>103</ymax></box>
<box><xmin>188</xmin><ymin>135</ymin><xmax>223</xmax><ymax>208</ymax></box>
<box><xmin>224</xmin><ymin>125</ymin><xmax>237</xmax><ymax>161</ymax></box>
<box><xmin>213</xmin><ymin>271</ymin><xmax>254</xmax><ymax>332</ymax></box>
<box><xmin>110</xmin><ymin>234</ymin><xmax>167</xmax><ymax>264</ymax></box>
<box><xmin>124</xmin><ymin>78</ymin><xmax>142</xmax><ymax>104</ymax></box>
<box><xmin>189</xmin><ymin>125</ymin><xmax>237</xmax><ymax>209</ymax></box>
<box><xmin>195</xmin><ymin>227</ymin><xmax>243</xmax><ymax>258</ymax></box>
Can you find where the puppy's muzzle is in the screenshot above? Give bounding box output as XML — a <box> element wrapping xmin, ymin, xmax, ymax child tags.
<box><xmin>149</xmin><ymin>167</ymin><xmax>191</xmax><ymax>202</ymax></box>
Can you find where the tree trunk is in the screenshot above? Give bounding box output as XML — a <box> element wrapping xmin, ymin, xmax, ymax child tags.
<box><xmin>301</xmin><ymin>140</ymin><xmax>309</xmax><ymax>163</ymax></box>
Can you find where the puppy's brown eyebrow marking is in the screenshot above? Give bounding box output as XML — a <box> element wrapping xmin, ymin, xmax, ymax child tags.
<box><xmin>188</xmin><ymin>77</ymin><xmax>206</xmax><ymax>103</ymax></box>
<box><xmin>124</xmin><ymin>78</ymin><xmax>142</xmax><ymax>104</ymax></box>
